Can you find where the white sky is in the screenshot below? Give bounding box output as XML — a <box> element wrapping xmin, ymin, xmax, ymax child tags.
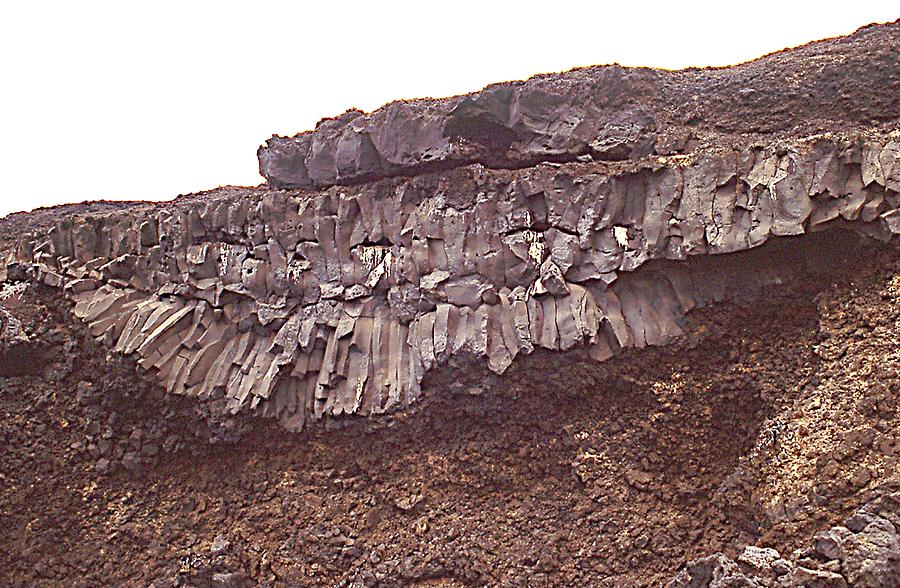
<box><xmin>1</xmin><ymin>1</ymin><xmax>897</xmax><ymax>217</ymax></box>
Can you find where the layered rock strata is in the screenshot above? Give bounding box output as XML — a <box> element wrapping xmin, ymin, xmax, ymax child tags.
<box><xmin>258</xmin><ymin>21</ymin><xmax>899</xmax><ymax>190</ymax></box>
<box><xmin>5</xmin><ymin>22</ymin><xmax>899</xmax><ymax>430</ymax></box>
<box><xmin>7</xmin><ymin>132</ymin><xmax>899</xmax><ymax>430</ymax></box>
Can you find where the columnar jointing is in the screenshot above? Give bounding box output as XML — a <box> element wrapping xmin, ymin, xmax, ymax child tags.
<box><xmin>10</xmin><ymin>136</ymin><xmax>899</xmax><ymax>430</ymax></box>
<box><xmin>6</xmin><ymin>21</ymin><xmax>899</xmax><ymax>431</ymax></box>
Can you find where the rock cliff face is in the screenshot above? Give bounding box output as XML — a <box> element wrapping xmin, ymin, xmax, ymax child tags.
<box><xmin>4</xmin><ymin>22</ymin><xmax>899</xmax><ymax>432</ymax></box>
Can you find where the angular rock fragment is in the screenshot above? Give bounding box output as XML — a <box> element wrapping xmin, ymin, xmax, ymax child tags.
<box><xmin>667</xmin><ymin>493</ymin><xmax>900</xmax><ymax>587</ymax></box>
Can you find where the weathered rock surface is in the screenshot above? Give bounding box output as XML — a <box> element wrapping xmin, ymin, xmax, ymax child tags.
<box><xmin>667</xmin><ymin>493</ymin><xmax>900</xmax><ymax>587</ymax></box>
<box><xmin>258</xmin><ymin>21</ymin><xmax>899</xmax><ymax>189</ymax></box>
<box><xmin>3</xmin><ymin>19</ymin><xmax>900</xmax><ymax>588</ymax></box>
<box><xmin>4</xmin><ymin>22</ymin><xmax>900</xmax><ymax>431</ymax></box>
<box><xmin>2</xmin><ymin>223</ymin><xmax>898</xmax><ymax>586</ymax></box>
<box><xmin>8</xmin><ymin>132</ymin><xmax>899</xmax><ymax>430</ymax></box>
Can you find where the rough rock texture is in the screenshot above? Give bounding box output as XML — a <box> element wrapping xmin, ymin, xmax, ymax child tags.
<box><xmin>10</xmin><ymin>134</ymin><xmax>900</xmax><ymax>431</ymax></box>
<box><xmin>668</xmin><ymin>493</ymin><xmax>900</xmax><ymax>587</ymax></box>
<box><xmin>1</xmin><ymin>231</ymin><xmax>897</xmax><ymax>586</ymax></box>
<box><xmin>0</xmin><ymin>22</ymin><xmax>899</xmax><ymax>585</ymax></box>
<box><xmin>258</xmin><ymin>21</ymin><xmax>899</xmax><ymax>189</ymax></box>
<box><xmin>5</xmin><ymin>22</ymin><xmax>900</xmax><ymax>433</ymax></box>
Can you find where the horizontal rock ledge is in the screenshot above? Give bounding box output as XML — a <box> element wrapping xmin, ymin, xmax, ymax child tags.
<box><xmin>258</xmin><ymin>20</ymin><xmax>899</xmax><ymax>190</ymax></box>
<box><xmin>7</xmin><ymin>131</ymin><xmax>899</xmax><ymax>431</ymax></box>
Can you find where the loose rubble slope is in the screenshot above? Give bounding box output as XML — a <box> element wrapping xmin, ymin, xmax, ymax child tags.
<box><xmin>1</xmin><ymin>230</ymin><xmax>897</xmax><ymax>586</ymax></box>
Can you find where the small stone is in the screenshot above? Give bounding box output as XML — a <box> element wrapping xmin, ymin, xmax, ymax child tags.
<box><xmin>771</xmin><ymin>558</ymin><xmax>793</xmax><ymax>576</ymax></box>
<box><xmin>814</xmin><ymin>530</ymin><xmax>846</xmax><ymax>560</ymax></box>
<box><xmin>790</xmin><ymin>566</ymin><xmax>848</xmax><ymax>588</ymax></box>
<box><xmin>5</xmin><ymin>262</ymin><xmax>28</xmax><ymax>282</ymax></box>
<box><xmin>210</xmin><ymin>534</ymin><xmax>230</xmax><ymax>555</ymax></box>
<box><xmin>844</xmin><ymin>513</ymin><xmax>877</xmax><ymax>533</ymax></box>
<box><xmin>122</xmin><ymin>451</ymin><xmax>140</xmax><ymax>471</ymax></box>
<box><xmin>162</xmin><ymin>435</ymin><xmax>179</xmax><ymax>452</ymax></box>
<box><xmin>538</xmin><ymin>260</ymin><xmax>569</xmax><ymax>297</ymax></box>
<box><xmin>211</xmin><ymin>571</ymin><xmax>250</xmax><ymax>588</ymax></box>
<box><xmin>737</xmin><ymin>545</ymin><xmax>781</xmax><ymax>571</ymax></box>
<box><xmin>320</xmin><ymin>282</ymin><xmax>344</xmax><ymax>299</ymax></box>
<box><xmin>95</xmin><ymin>458</ymin><xmax>111</xmax><ymax>475</ymax></box>
<box><xmin>625</xmin><ymin>469</ymin><xmax>653</xmax><ymax>490</ymax></box>
<box><xmin>394</xmin><ymin>493</ymin><xmax>423</xmax><ymax>511</ymax></box>
<box><xmin>419</xmin><ymin>270</ymin><xmax>450</xmax><ymax>293</ymax></box>
<box><xmin>344</xmin><ymin>284</ymin><xmax>370</xmax><ymax>300</ymax></box>
<box><xmin>850</xmin><ymin>467</ymin><xmax>871</xmax><ymax>488</ymax></box>
<box><xmin>97</xmin><ymin>439</ymin><xmax>112</xmax><ymax>456</ymax></box>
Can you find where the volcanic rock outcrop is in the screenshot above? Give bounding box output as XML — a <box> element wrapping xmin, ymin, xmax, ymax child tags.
<box><xmin>668</xmin><ymin>493</ymin><xmax>900</xmax><ymax>587</ymax></box>
<box><xmin>4</xmin><ymin>22</ymin><xmax>899</xmax><ymax>431</ymax></box>
<box><xmin>258</xmin><ymin>20</ymin><xmax>899</xmax><ymax>190</ymax></box>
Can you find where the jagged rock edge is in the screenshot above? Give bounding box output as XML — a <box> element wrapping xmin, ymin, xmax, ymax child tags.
<box><xmin>6</xmin><ymin>134</ymin><xmax>900</xmax><ymax>431</ymax></box>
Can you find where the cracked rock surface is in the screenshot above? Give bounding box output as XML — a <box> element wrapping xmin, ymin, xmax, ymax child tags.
<box><xmin>4</xmin><ymin>21</ymin><xmax>899</xmax><ymax>432</ymax></box>
<box><xmin>1</xmin><ymin>230</ymin><xmax>897</xmax><ymax>586</ymax></box>
<box><xmin>0</xmin><ymin>19</ymin><xmax>899</xmax><ymax>588</ymax></box>
<box><xmin>258</xmin><ymin>21</ymin><xmax>898</xmax><ymax>189</ymax></box>
<box><xmin>7</xmin><ymin>134</ymin><xmax>900</xmax><ymax>432</ymax></box>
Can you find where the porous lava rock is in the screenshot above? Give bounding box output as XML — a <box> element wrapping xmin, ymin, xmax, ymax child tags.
<box><xmin>668</xmin><ymin>493</ymin><xmax>900</xmax><ymax>587</ymax></box>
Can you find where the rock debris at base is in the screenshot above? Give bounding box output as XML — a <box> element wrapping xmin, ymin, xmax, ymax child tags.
<box><xmin>0</xmin><ymin>18</ymin><xmax>899</xmax><ymax>588</ymax></box>
<box><xmin>669</xmin><ymin>493</ymin><xmax>900</xmax><ymax>587</ymax></box>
